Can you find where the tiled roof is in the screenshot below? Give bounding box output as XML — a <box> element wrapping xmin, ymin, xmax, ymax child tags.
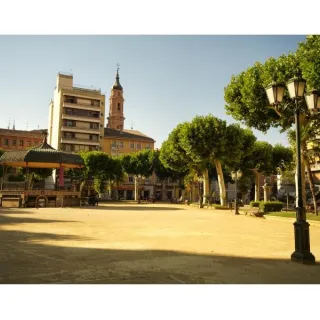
<box><xmin>0</xmin><ymin>138</ymin><xmax>84</xmax><ymax>167</ymax></box>
<box><xmin>104</xmin><ymin>128</ymin><xmax>155</xmax><ymax>142</ymax></box>
<box><xmin>0</xmin><ymin>128</ymin><xmax>43</xmax><ymax>137</ymax></box>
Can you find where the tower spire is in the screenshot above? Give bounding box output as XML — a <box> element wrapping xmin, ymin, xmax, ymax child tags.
<box><xmin>112</xmin><ymin>63</ymin><xmax>123</xmax><ymax>91</ymax></box>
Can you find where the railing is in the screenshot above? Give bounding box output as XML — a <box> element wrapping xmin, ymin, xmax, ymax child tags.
<box><xmin>61</xmin><ymin>137</ymin><xmax>100</xmax><ymax>143</ymax></box>
<box><xmin>2</xmin><ymin>182</ymin><xmax>25</xmax><ymax>190</ymax></box>
<box><xmin>63</xmin><ymin>101</ymin><xmax>101</xmax><ymax>109</ymax></box>
<box><xmin>62</xmin><ymin>112</ymin><xmax>100</xmax><ymax>118</ymax></box>
<box><xmin>1</xmin><ymin>182</ymin><xmax>79</xmax><ymax>191</ymax></box>
<box><xmin>61</xmin><ymin>126</ymin><xmax>100</xmax><ymax>131</ymax></box>
<box><xmin>73</xmin><ymin>84</ymin><xmax>101</xmax><ymax>93</ymax></box>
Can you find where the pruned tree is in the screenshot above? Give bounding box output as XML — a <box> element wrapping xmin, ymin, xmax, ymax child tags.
<box><xmin>224</xmin><ymin>35</ymin><xmax>320</xmax><ymax>208</ymax></box>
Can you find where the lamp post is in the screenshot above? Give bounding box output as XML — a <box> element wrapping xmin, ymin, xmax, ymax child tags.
<box><xmin>231</xmin><ymin>170</ymin><xmax>242</xmax><ymax>215</ymax></box>
<box><xmin>134</xmin><ymin>174</ymin><xmax>145</xmax><ymax>203</ymax></box>
<box><xmin>265</xmin><ymin>78</ymin><xmax>319</xmax><ymax>264</ymax></box>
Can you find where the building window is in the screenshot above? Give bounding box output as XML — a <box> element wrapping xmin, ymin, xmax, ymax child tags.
<box><xmin>66</xmin><ymin>120</ymin><xmax>74</xmax><ymax>127</ymax></box>
<box><xmin>118</xmin><ymin>141</ymin><xmax>123</xmax><ymax>148</ymax></box>
<box><xmin>19</xmin><ymin>140</ymin><xmax>24</xmax><ymax>147</ymax></box>
<box><xmin>128</xmin><ymin>176</ymin><xmax>134</xmax><ymax>183</ymax></box>
<box><xmin>90</xmin><ymin>123</ymin><xmax>99</xmax><ymax>129</ymax></box>
<box><xmin>118</xmin><ymin>93</ymin><xmax>120</xmax><ymax>96</ymax></box>
<box><xmin>145</xmin><ymin>177</ymin><xmax>150</xmax><ymax>184</ymax></box>
<box><xmin>112</xmin><ymin>141</ymin><xmax>117</xmax><ymax>148</ymax></box>
<box><xmin>130</xmin><ymin>142</ymin><xmax>134</xmax><ymax>149</ymax></box>
<box><xmin>117</xmin><ymin>103</ymin><xmax>121</xmax><ymax>111</ymax></box>
<box><xmin>26</xmin><ymin>141</ymin><xmax>31</xmax><ymax>147</ymax></box>
<box><xmin>145</xmin><ymin>143</ymin><xmax>150</xmax><ymax>149</ymax></box>
<box><xmin>90</xmin><ymin>135</ymin><xmax>98</xmax><ymax>141</ymax></box>
<box><xmin>65</xmin><ymin>144</ymin><xmax>72</xmax><ymax>151</ymax></box>
<box><xmin>12</xmin><ymin>140</ymin><xmax>17</xmax><ymax>146</ymax></box>
<box><xmin>74</xmin><ymin>145</ymin><xmax>89</xmax><ymax>152</ymax></box>
<box><xmin>4</xmin><ymin>139</ymin><xmax>9</xmax><ymax>146</ymax></box>
<box><xmin>136</xmin><ymin>143</ymin><xmax>141</xmax><ymax>150</ymax></box>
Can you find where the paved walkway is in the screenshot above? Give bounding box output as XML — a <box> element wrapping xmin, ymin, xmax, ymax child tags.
<box><xmin>1</xmin><ymin>203</ymin><xmax>320</xmax><ymax>283</ymax></box>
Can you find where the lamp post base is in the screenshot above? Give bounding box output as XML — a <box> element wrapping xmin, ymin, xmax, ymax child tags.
<box><xmin>291</xmin><ymin>221</ymin><xmax>316</xmax><ymax>265</ymax></box>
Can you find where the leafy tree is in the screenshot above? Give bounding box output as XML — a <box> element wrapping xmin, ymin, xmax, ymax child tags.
<box><xmin>120</xmin><ymin>150</ymin><xmax>154</xmax><ymax>201</ymax></box>
<box><xmin>79</xmin><ymin>151</ymin><xmax>124</xmax><ymax>195</ymax></box>
<box><xmin>224</xmin><ymin>35</ymin><xmax>320</xmax><ymax>207</ymax></box>
<box><xmin>150</xmin><ymin>149</ymin><xmax>184</xmax><ymax>201</ymax></box>
<box><xmin>161</xmin><ymin>115</ymin><xmax>257</xmax><ymax>205</ymax></box>
<box><xmin>0</xmin><ymin>149</ymin><xmax>4</xmax><ymax>178</ymax></box>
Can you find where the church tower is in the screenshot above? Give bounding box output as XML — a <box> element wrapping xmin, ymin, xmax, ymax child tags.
<box><xmin>107</xmin><ymin>67</ymin><xmax>125</xmax><ymax>130</ymax></box>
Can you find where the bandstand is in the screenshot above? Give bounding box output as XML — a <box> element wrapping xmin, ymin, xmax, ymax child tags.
<box><xmin>0</xmin><ymin>133</ymin><xmax>84</xmax><ymax>208</ymax></box>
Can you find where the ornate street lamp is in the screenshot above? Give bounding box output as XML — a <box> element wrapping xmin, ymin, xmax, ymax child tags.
<box><xmin>134</xmin><ymin>174</ymin><xmax>145</xmax><ymax>203</ymax></box>
<box><xmin>265</xmin><ymin>77</ymin><xmax>316</xmax><ymax>264</ymax></box>
<box><xmin>231</xmin><ymin>169</ymin><xmax>242</xmax><ymax>215</ymax></box>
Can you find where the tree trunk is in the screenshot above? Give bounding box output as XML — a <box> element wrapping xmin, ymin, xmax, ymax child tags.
<box><xmin>253</xmin><ymin>170</ymin><xmax>260</xmax><ymax>202</ymax></box>
<box><xmin>162</xmin><ymin>181</ymin><xmax>166</xmax><ymax>201</ymax></box>
<box><xmin>203</xmin><ymin>168</ymin><xmax>210</xmax><ymax>205</ymax></box>
<box><xmin>303</xmin><ymin>155</ymin><xmax>317</xmax><ymax>215</ymax></box>
<box><xmin>215</xmin><ymin>160</ymin><xmax>226</xmax><ymax>206</ymax></box>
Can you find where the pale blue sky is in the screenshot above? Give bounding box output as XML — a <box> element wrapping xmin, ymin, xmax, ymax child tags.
<box><xmin>0</xmin><ymin>35</ymin><xmax>306</xmax><ymax>148</ymax></box>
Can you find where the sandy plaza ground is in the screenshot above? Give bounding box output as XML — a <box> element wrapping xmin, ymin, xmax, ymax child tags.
<box><xmin>1</xmin><ymin>202</ymin><xmax>320</xmax><ymax>284</ymax></box>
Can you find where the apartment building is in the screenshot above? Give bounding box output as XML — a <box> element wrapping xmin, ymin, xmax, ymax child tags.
<box><xmin>0</xmin><ymin>128</ymin><xmax>43</xmax><ymax>151</ymax></box>
<box><xmin>48</xmin><ymin>72</ymin><xmax>105</xmax><ymax>153</ymax></box>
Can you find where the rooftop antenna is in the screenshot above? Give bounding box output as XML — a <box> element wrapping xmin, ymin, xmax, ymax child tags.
<box><xmin>13</xmin><ymin>120</ymin><xmax>15</xmax><ymax>130</ymax></box>
<box><xmin>26</xmin><ymin>121</ymin><xmax>28</xmax><ymax>130</ymax></box>
<box><xmin>38</xmin><ymin>125</ymin><xmax>40</xmax><ymax>130</ymax></box>
<box><xmin>8</xmin><ymin>117</ymin><xmax>11</xmax><ymax>129</ymax></box>
<box><xmin>131</xmin><ymin>121</ymin><xmax>134</xmax><ymax>130</ymax></box>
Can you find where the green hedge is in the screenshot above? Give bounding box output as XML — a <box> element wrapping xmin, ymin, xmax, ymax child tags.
<box><xmin>249</xmin><ymin>201</ymin><xmax>260</xmax><ymax>207</ymax></box>
<box><xmin>212</xmin><ymin>205</ymin><xmax>229</xmax><ymax>210</ymax></box>
<box><xmin>259</xmin><ymin>201</ymin><xmax>283</xmax><ymax>213</ymax></box>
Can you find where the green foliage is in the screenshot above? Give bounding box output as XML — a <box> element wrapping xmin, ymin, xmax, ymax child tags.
<box><xmin>272</xmin><ymin>144</ymin><xmax>294</xmax><ymax>173</ymax></box>
<box><xmin>80</xmin><ymin>151</ymin><xmax>123</xmax><ymax>182</ymax></box>
<box><xmin>249</xmin><ymin>201</ymin><xmax>260</xmax><ymax>208</ymax></box>
<box><xmin>150</xmin><ymin>149</ymin><xmax>182</xmax><ymax>181</ymax></box>
<box><xmin>18</xmin><ymin>167</ymin><xmax>53</xmax><ymax>180</ymax></box>
<box><xmin>297</xmin><ymin>35</ymin><xmax>320</xmax><ymax>90</ymax></box>
<box><xmin>160</xmin><ymin>123</ymin><xmax>192</xmax><ymax>174</ymax></box>
<box><xmin>250</xmin><ymin>141</ymin><xmax>274</xmax><ymax>174</ymax></box>
<box><xmin>119</xmin><ymin>150</ymin><xmax>153</xmax><ymax>177</ymax></box>
<box><xmin>8</xmin><ymin>174</ymin><xmax>25</xmax><ymax>182</ymax></box>
<box><xmin>224</xmin><ymin>36</ymin><xmax>320</xmax><ymax>134</ymax></box>
<box><xmin>93</xmin><ymin>177</ymin><xmax>104</xmax><ymax>193</ymax></box>
<box><xmin>0</xmin><ymin>149</ymin><xmax>4</xmax><ymax>178</ymax></box>
<box><xmin>259</xmin><ymin>201</ymin><xmax>283</xmax><ymax>213</ymax></box>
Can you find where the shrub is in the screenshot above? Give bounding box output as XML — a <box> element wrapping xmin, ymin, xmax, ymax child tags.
<box><xmin>8</xmin><ymin>174</ymin><xmax>25</xmax><ymax>182</ymax></box>
<box><xmin>249</xmin><ymin>201</ymin><xmax>260</xmax><ymax>207</ymax></box>
<box><xmin>212</xmin><ymin>204</ymin><xmax>229</xmax><ymax>210</ymax></box>
<box><xmin>259</xmin><ymin>201</ymin><xmax>283</xmax><ymax>213</ymax></box>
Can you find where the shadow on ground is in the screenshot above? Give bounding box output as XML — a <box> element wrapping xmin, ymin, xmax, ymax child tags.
<box><xmin>78</xmin><ymin>205</ymin><xmax>184</xmax><ymax>211</ymax></box>
<box><xmin>0</xmin><ymin>214</ymin><xmax>319</xmax><ymax>284</ymax></box>
<box><xmin>0</xmin><ymin>214</ymin><xmax>79</xmax><ymax>225</ymax></box>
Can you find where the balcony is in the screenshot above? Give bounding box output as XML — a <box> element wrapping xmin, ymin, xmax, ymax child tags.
<box><xmin>63</xmin><ymin>101</ymin><xmax>101</xmax><ymax>111</ymax></box>
<box><xmin>61</xmin><ymin>137</ymin><xmax>100</xmax><ymax>146</ymax></box>
<box><xmin>62</xmin><ymin>113</ymin><xmax>101</xmax><ymax>123</ymax></box>
<box><xmin>61</xmin><ymin>126</ymin><xmax>100</xmax><ymax>134</ymax></box>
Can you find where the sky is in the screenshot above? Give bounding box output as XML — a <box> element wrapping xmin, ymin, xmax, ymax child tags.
<box><xmin>0</xmin><ymin>35</ymin><xmax>306</xmax><ymax>148</ymax></box>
